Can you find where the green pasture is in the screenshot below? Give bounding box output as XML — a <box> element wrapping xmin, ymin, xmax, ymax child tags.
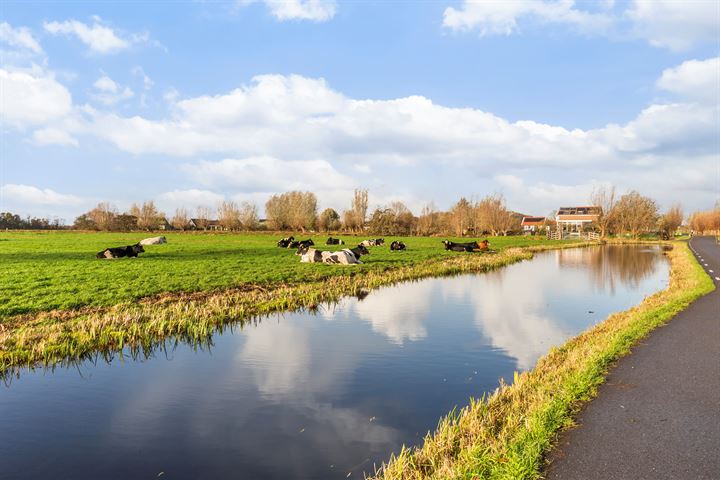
<box><xmin>0</xmin><ymin>231</ymin><xmax>567</xmax><ymax>317</ymax></box>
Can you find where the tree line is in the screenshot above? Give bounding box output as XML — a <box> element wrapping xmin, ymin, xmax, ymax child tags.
<box><xmin>3</xmin><ymin>187</ymin><xmax>716</xmax><ymax>237</ymax></box>
<box><xmin>0</xmin><ymin>212</ymin><xmax>64</xmax><ymax>230</ymax></box>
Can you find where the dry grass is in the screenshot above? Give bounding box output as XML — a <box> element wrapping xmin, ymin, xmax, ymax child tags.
<box><xmin>0</xmin><ymin>242</ymin><xmax>595</xmax><ymax>374</ymax></box>
<box><xmin>367</xmin><ymin>241</ymin><xmax>714</xmax><ymax>480</ymax></box>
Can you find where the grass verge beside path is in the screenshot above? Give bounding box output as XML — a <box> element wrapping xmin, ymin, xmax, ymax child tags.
<box><xmin>0</xmin><ymin>241</ymin><xmax>592</xmax><ymax>374</ymax></box>
<box><xmin>369</xmin><ymin>241</ymin><xmax>714</xmax><ymax>480</ymax></box>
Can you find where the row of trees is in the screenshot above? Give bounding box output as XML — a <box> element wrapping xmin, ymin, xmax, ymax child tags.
<box><xmin>0</xmin><ymin>212</ymin><xmax>64</xmax><ymax>230</ymax></box>
<box><xmin>24</xmin><ymin>187</ymin><xmax>715</xmax><ymax>237</ymax></box>
<box><xmin>689</xmin><ymin>206</ymin><xmax>720</xmax><ymax>234</ymax></box>
<box><xmin>591</xmin><ymin>187</ymin><xmax>684</xmax><ymax>238</ymax></box>
<box><xmin>73</xmin><ymin>200</ymin><xmax>259</xmax><ymax>231</ymax></box>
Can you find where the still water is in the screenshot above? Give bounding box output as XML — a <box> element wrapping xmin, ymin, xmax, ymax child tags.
<box><xmin>0</xmin><ymin>246</ymin><xmax>669</xmax><ymax>479</ymax></box>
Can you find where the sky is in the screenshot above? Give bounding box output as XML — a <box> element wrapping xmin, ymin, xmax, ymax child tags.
<box><xmin>1</xmin><ymin>0</ymin><xmax>719</xmax><ymax>223</ymax></box>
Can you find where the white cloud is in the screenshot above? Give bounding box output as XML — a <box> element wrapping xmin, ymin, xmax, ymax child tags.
<box><xmin>131</xmin><ymin>66</ymin><xmax>154</xmax><ymax>90</ymax></box>
<box><xmin>627</xmin><ymin>0</ymin><xmax>720</xmax><ymax>51</ymax></box>
<box><xmin>443</xmin><ymin>0</ymin><xmax>719</xmax><ymax>51</ymax></box>
<box><xmin>239</xmin><ymin>0</ymin><xmax>337</xmax><ymax>22</ymax></box>
<box><xmin>0</xmin><ymin>22</ymin><xmax>43</xmax><ymax>54</ymax></box>
<box><xmin>0</xmin><ymin>184</ymin><xmax>84</xmax><ymax>206</ymax></box>
<box><xmin>443</xmin><ymin>0</ymin><xmax>612</xmax><ymax>36</ymax></box>
<box><xmin>13</xmin><ymin>54</ymin><xmax>716</xmax><ymax>215</ymax></box>
<box><xmin>185</xmin><ymin>156</ymin><xmax>355</xmax><ymax>192</ymax></box>
<box><xmin>0</xmin><ymin>68</ymin><xmax>72</xmax><ymax>128</ymax></box>
<box><xmin>156</xmin><ymin>189</ymin><xmax>226</xmax><ymax>212</ymax></box>
<box><xmin>32</xmin><ymin>127</ymin><xmax>78</xmax><ymax>147</ymax></box>
<box><xmin>657</xmin><ymin>57</ymin><xmax>720</xmax><ymax>103</ymax></box>
<box><xmin>91</xmin><ymin>74</ymin><xmax>134</xmax><ymax>105</ymax></box>
<box><xmin>43</xmin><ymin>17</ymin><xmax>154</xmax><ymax>54</ymax></box>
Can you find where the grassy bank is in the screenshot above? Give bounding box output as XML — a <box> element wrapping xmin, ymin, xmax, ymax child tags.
<box><xmin>0</xmin><ymin>238</ymin><xmax>593</xmax><ymax>374</ymax></box>
<box><xmin>0</xmin><ymin>231</ymin><xmax>572</xmax><ymax>317</ymax></box>
<box><xmin>368</xmin><ymin>241</ymin><xmax>714</xmax><ymax>480</ymax></box>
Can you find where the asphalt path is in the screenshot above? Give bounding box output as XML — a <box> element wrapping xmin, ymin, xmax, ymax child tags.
<box><xmin>545</xmin><ymin>236</ymin><xmax>720</xmax><ymax>480</ymax></box>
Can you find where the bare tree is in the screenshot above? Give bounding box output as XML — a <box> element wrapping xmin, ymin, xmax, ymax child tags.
<box><xmin>417</xmin><ymin>202</ymin><xmax>439</xmax><ymax>236</ymax></box>
<box><xmin>389</xmin><ymin>201</ymin><xmax>416</xmax><ymax>235</ymax></box>
<box><xmin>217</xmin><ymin>200</ymin><xmax>242</xmax><ymax>231</ymax></box>
<box><xmin>475</xmin><ymin>194</ymin><xmax>516</xmax><ymax>236</ymax></box>
<box><xmin>132</xmin><ymin>201</ymin><xmax>163</xmax><ymax>230</ymax></box>
<box><xmin>318</xmin><ymin>208</ymin><xmax>341</xmax><ymax>232</ymax></box>
<box><xmin>265</xmin><ymin>191</ymin><xmax>317</xmax><ymax>231</ymax></box>
<box><xmin>195</xmin><ymin>206</ymin><xmax>213</xmax><ymax>230</ymax></box>
<box><xmin>347</xmin><ymin>188</ymin><xmax>369</xmax><ymax>232</ymax></box>
<box><xmin>449</xmin><ymin>197</ymin><xmax>473</xmax><ymax>236</ymax></box>
<box><xmin>238</xmin><ymin>201</ymin><xmax>259</xmax><ymax>230</ymax></box>
<box><xmin>171</xmin><ymin>207</ymin><xmax>189</xmax><ymax>230</ymax></box>
<box><xmin>590</xmin><ymin>185</ymin><xmax>617</xmax><ymax>238</ymax></box>
<box><xmin>689</xmin><ymin>207</ymin><xmax>720</xmax><ymax>234</ymax></box>
<box><xmin>613</xmin><ymin>191</ymin><xmax>659</xmax><ymax>237</ymax></box>
<box><xmin>658</xmin><ymin>204</ymin><xmax>683</xmax><ymax>239</ymax></box>
<box><xmin>87</xmin><ymin>202</ymin><xmax>117</xmax><ymax>231</ymax></box>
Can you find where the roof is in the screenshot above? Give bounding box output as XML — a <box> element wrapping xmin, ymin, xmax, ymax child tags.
<box><xmin>557</xmin><ymin>214</ymin><xmax>598</xmax><ymax>222</ymax></box>
<box><xmin>521</xmin><ymin>216</ymin><xmax>546</xmax><ymax>225</ymax></box>
<box><xmin>190</xmin><ymin>218</ymin><xmax>220</xmax><ymax>225</ymax></box>
<box><xmin>556</xmin><ymin>206</ymin><xmax>601</xmax><ymax>216</ymax></box>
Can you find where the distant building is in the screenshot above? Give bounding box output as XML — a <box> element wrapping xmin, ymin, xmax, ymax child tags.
<box><xmin>555</xmin><ymin>206</ymin><xmax>601</xmax><ymax>233</ymax></box>
<box><xmin>188</xmin><ymin>218</ymin><xmax>222</xmax><ymax>231</ymax></box>
<box><xmin>521</xmin><ymin>216</ymin><xmax>552</xmax><ymax>233</ymax></box>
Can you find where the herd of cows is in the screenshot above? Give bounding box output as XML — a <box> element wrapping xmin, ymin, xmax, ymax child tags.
<box><xmin>94</xmin><ymin>234</ymin><xmax>492</xmax><ymax>263</ymax></box>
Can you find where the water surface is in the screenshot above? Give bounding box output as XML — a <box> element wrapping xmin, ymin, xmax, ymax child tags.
<box><xmin>0</xmin><ymin>246</ymin><xmax>669</xmax><ymax>479</ymax></box>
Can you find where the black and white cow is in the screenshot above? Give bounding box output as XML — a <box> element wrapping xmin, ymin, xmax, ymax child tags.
<box><xmin>289</xmin><ymin>238</ymin><xmax>314</xmax><ymax>249</ymax></box>
<box><xmin>360</xmin><ymin>238</ymin><xmax>385</xmax><ymax>247</ymax></box>
<box><xmin>297</xmin><ymin>244</ymin><xmax>370</xmax><ymax>264</ymax></box>
<box><xmin>277</xmin><ymin>236</ymin><xmax>295</xmax><ymax>248</ymax></box>
<box><xmin>390</xmin><ymin>240</ymin><xmax>406</xmax><ymax>251</ymax></box>
<box><xmin>96</xmin><ymin>243</ymin><xmax>145</xmax><ymax>259</ymax></box>
<box><xmin>442</xmin><ymin>240</ymin><xmax>480</xmax><ymax>252</ymax></box>
<box><xmin>326</xmin><ymin>237</ymin><xmax>345</xmax><ymax>245</ymax></box>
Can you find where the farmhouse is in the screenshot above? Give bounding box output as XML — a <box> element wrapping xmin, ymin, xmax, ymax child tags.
<box><xmin>521</xmin><ymin>216</ymin><xmax>551</xmax><ymax>233</ymax></box>
<box><xmin>188</xmin><ymin>218</ymin><xmax>223</xmax><ymax>231</ymax></box>
<box><xmin>555</xmin><ymin>206</ymin><xmax>601</xmax><ymax>233</ymax></box>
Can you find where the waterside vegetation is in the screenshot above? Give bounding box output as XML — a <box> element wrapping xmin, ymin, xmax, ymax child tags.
<box><xmin>368</xmin><ymin>241</ymin><xmax>714</xmax><ymax>480</ymax></box>
<box><xmin>1</xmin><ymin>231</ymin><xmax>591</xmax><ymax>373</ymax></box>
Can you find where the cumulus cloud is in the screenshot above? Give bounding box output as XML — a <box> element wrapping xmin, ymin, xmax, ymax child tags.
<box><xmin>0</xmin><ymin>22</ymin><xmax>43</xmax><ymax>54</ymax></box>
<box><xmin>184</xmin><ymin>157</ymin><xmax>355</xmax><ymax>192</ymax></box>
<box><xmin>442</xmin><ymin>0</ymin><xmax>613</xmax><ymax>36</ymax></box>
<box><xmin>0</xmin><ymin>68</ymin><xmax>72</xmax><ymax>128</ymax></box>
<box><xmin>156</xmin><ymin>189</ymin><xmax>225</xmax><ymax>212</ymax></box>
<box><xmin>627</xmin><ymin>0</ymin><xmax>720</xmax><ymax>51</ymax></box>
<box><xmin>91</xmin><ymin>74</ymin><xmax>134</xmax><ymax>105</ymax></box>
<box><xmin>657</xmin><ymin>57</ymin><xmax>720</xmax><ymax>103</ymax></box>
<box><xmin>32</xmin><ymin>127</ymin><xmax>78</xmax><ymax>147</ymax></box>
<box><xmin>239</xmin><ymin>0</ymin><xmax>337</xmax><ymax>22</ymax></box>
<box><xmin>443</xmin><ymin>0</ymin><xmax>719</xmax><ymax>51</ymax></box>
<box><xmin>43</xmin><ymin>17</ymin><xmax>155</xmax><ymax>54</ymax></box>
<box><xmin>0</xmin><ymin>184</ymin><xmax>84</xmax><ymax>206</ymax></box>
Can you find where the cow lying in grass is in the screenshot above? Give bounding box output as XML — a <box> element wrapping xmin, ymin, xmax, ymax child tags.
<box><xmin>442</xmin><ymin>239</ymin><xmax>490</xmax><ymax>252</ymax></box>
<box><xmin>390</xmin><ymin>240</ymin><xmax>406</xmax><ymax>251</ymax></box>
<box><xmin>289</xmin><ymin>238</ymin><xmax>314</xmax><ymax>249</ymax></box>
<box><xmin>297</xmin><ymin>244</ymin><xmax>370</xmax><ymax>264</ymax></box>
<box><xmin>326</xmin><ymin>237</ymin><xmax>344</xmax><ymax>245</ymax></box>
<box><xmin>277</xmin><ymin>236</ymin><xmax>295</xmax><ymax>248</ymax></box>
<box><xmin>96</xmin><ymin>243</ymin><xmax>145</xmax><ymax>259</ymax></box>
<box><xmin>361</xmin><ymin>238</ymin><xmax>385</xmax><ymax>247</ymax></box>
<box><xmin>139</xmin><ymin>236</ymin><xmax>166</xmax><ymax>245</ymax></box>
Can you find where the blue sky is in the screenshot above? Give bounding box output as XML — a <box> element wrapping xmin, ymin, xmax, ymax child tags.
<box><xmin>1</xmin><ymin>0</ymin><xmax>718</xmax><ymax>223</ymax></box>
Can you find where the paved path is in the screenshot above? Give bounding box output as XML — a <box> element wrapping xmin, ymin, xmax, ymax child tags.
<box><xmin>545</xmin><ymin>236</ymin><xmax>720</xmax><ymax>480</ymax></box>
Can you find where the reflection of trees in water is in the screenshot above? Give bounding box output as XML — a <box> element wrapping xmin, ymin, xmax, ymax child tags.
<box><xmin>557</xmin><ymin>246</ymin><xmax>662</xmax><ymax>293</ymax></box>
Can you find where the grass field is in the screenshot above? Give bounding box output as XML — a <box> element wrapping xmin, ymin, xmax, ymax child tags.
<box><xmin>0</xmin><ymin>230</ymin><xmax>570</xmax><ymax>318</ymax></box>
